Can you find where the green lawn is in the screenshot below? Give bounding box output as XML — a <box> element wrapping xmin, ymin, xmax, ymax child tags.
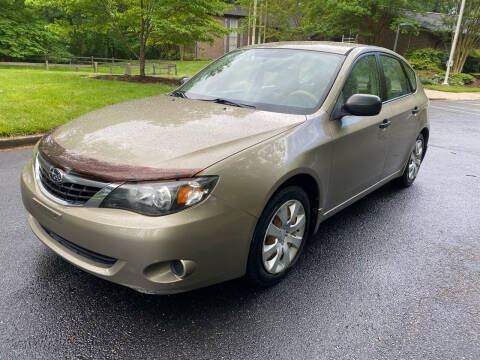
<box><xmin>0</xmin><ymin>68</ymin><xmax>176</xmax><ymax>137</ymax></box>
<box><xmin>424</xmin><ymin>84</ymin><xmax>480</xmax><ymax>93</ymax></box>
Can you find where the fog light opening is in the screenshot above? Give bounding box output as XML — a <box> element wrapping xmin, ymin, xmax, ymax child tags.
<box><xmin>171</xmin><ymin>260</ymin><xmax>186</xmax><ymax>278</ymax></box>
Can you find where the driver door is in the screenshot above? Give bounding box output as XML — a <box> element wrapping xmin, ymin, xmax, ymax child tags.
<box><xmin>326</xmin><ymin>54</ymin><xmax>390</xmax><ymax>209</ymax></box>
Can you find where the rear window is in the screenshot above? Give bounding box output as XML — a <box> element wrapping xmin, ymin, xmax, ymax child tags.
<box><xmin>380</xmin><ymin>55</ymin><xmax>410</xmax><ymax>101</ymax></box>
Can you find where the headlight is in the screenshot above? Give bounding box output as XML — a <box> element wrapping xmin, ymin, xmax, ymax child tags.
<box><xmin>100</xmin><ymin>177</ymin><xmax>218</xmax><ymax>216</ymax></box>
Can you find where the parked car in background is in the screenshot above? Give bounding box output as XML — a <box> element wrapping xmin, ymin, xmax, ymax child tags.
<box><xmin>21</xmin><ymin>42</ymin><xmax>429</xmax><ymax>294</ymax></box>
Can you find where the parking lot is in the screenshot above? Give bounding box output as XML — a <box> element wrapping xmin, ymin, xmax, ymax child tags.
<box><xmin>1</xmin><ymin>100</ymin><xmax>479</xmax><ymax>359</ymax></box>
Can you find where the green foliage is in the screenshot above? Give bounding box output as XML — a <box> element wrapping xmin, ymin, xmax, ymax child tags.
<box><xmin>389</xmin><ymin>17</ymin><xmax>420</xmax><ymax>36</ymax></box>
<box><xmin>0</xmin><ymin>0</ymin><xmax>68</xmax><ymax>59</ymax></box>
<box><xmin>435</xmin><ymin>71</ymin><xmax>476</xmax><ymax>85</ymax></box>
<box><xmin>463</xmin><ymin>50</ymin><xmax>480</xmax><ymax>74</ymax></box>
<box><xmin>420</xmin><ymin>77</ymin><xmax>436</xmax><ymax>85</ymax></box>
<box><xmin>28</xmin><ymin>0</ymin><xmax>230</xmax><ymax>74</ymax></box>
<box><xmin>451</xmin><ymin>73</ymin><xmax>476</xmax><ymax>85</ymax></box>
<box><xmin>306</xmin><ymin>0</ymin><xmax>424</xmax><ymax>42</ymax></box>
<box><xmin>404</xmin><ymin>48</ymin><xmax>445</xmax><ymax>71</ymax></box>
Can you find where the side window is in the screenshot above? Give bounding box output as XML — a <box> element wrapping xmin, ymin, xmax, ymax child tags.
<box><xmin>380</xmin><ymin>55</ymin><xmax>410</xmax><ymax>100</ymax></box>
<box><xmin>403</xmin><ymin>63</ymin><xmax>417</xmax><ymax>92</ymax></box>
<box><xmin>343</xmin><ymin>55</ymin><xmax>380</xmax><ymax>102</ymax></box>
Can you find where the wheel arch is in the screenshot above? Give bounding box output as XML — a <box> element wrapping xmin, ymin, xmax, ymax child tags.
<box><xmin>262</xmin><ymin>171</ymin><xmax>322</xmax><ymax>236</ymax></box>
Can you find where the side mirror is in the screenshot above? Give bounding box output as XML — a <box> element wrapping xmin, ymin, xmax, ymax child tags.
<box><xmin>180</xmin><ymin>77</ymin><xmax>190</xmax><ymax>85</ymax></box>
<box><xmin>344</xmin><ymin>94</ymin><xmax>382</xmax><ymax>116</ymax></box>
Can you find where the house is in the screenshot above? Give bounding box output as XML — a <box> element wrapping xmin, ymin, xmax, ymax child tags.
<box><xmin>310</xmin><ymin>11</ymin><xmax>450</xmax><ymax>54</ymax></box>
<box><xmin>369</xmin><ymin>11</ymin><xmax>450</xmax><ymax>54</ymax></box>
<box><xmin>195</xmin><ymin>5</ymin><xmax>249</xmax><ymax>60</ymax></box>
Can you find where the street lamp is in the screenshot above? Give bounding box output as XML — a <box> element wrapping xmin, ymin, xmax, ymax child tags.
<box><xmin>393</xmin><ymin>22</ymin><xmax>414</xmax><ymax>53</ymax></box>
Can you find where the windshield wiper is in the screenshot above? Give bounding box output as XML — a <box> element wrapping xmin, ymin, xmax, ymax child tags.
<box><xmin>201</xmin><ymin>98</ymin><xmax>256</xmax><ymax>109</ymax></box>
<box><xmin>169</xmin><ymin>90</ymin><xmax>188</xmax><ymax>99</ymax></box>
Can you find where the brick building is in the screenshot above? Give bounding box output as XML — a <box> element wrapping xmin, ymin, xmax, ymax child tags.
<box><xmin>311</xmin><ymin>11</ymin><xmax>449</xmax><ymax>55</ymax></box>
<box><xmin>366</xmin><ymin>11</ymin><xmax>449</xmax><ymax>54</ymax></box>
<box><xmin>195</xmin><ymin>6</ymin><xmax>248</xmax><ymax>60</ymax></box>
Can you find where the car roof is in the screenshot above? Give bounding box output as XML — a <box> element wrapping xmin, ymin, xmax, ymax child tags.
<box><xmin>244</xmin><ymin>41</ymin><xmax>382</xmax><ymax>55</ymax></box>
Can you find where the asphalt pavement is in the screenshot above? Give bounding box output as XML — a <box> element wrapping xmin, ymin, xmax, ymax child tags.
<box><xmin>0</xmin><ymin>100</ymin><xmax>479</xmax><ymax>359</ymax></box>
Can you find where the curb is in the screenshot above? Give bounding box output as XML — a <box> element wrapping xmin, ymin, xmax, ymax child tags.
<box><xmin>0</xmin><ymin>134</ymin><xmax>43</xmax><ymax>150</ymax></box>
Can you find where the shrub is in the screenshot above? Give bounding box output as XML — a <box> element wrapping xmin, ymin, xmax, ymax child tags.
<box><xmin>454</xmin><ymin>73</ymin><xmax>476</xmax><ymax>85</ymax></box>
<box><xmin>404</xmin><ymin>48</ymin><xmax>445</xmax><ymax>71</ymax></box>
<box><xmin>463</xmin><ymin>50</ymin><xmax>480</xmax><ymax>73</ymax></box>
<box><xmin>436</xmin><ymin>72</ymin><xmax>476</xmax><ymax>86</ymax></box>
<box><xmin>420</xmin><ymin>77</ymin><xmax>436</xmax><ymax>85</ymax></box>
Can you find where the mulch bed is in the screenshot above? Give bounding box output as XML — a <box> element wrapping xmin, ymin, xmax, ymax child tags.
<box><xmin>462</xmin><ymin>78</ymin><xmax>480</xmax><ymax>88</ymax></box>
<box><xmin>90</xmin><ymin>75</ymin><xmax>180</xmax><ymax>86</ymax></box>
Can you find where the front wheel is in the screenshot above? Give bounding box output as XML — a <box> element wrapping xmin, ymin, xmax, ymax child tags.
<box><xmin>246</xmin><ymin>186</ymin><xmax>311</xmax><ymax>288</ymax></box>
<box><xmin>396</xmin><ymin>133</ymin><xmax>425</xmax><ymax>188</ymax></box>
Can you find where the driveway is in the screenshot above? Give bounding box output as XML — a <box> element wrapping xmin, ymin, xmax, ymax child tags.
<box><xmin>0</xmin><ymin>100</ymin><xmax>479</xmax><ymax>359</ymax></box>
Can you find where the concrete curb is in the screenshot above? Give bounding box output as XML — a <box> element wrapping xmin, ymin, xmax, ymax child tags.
<box><xmin>0</xmin><ymin>134</ymin><xmax>43</xmax><ymax>150</ymax></box>
<box><xmin>425</xmin><ymin>89</ymin><xmax>480</xmax><ymax>101</ymax></box>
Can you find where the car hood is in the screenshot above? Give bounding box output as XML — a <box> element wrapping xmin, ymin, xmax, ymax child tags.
<box><xmin>39</xmin><ymin>95</ymin><xmax>306</xmax><ymax>181</ymax></box>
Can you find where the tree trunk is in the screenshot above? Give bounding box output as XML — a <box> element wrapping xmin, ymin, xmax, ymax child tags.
<box><xmin>179</xmin><ymin>45</ymin><xmax>185</xmax><ymax>61</ymax></box>
<box><xmin>139</xmin><ymin>40</ymin><xmax>146</xmax><ymax>76</ymax></box>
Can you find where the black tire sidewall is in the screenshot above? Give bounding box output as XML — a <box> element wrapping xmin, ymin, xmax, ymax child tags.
<box><xmin>246</xmin><ymin>186</ymin><xmax>311</xmax><ymax>287</ymax></box>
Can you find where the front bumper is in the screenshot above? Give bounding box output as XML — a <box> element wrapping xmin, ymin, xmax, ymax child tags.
<box><xmin>21</xmin><ymin>160</ymin><xmax>257</xmax><ymax>294</ymax></box>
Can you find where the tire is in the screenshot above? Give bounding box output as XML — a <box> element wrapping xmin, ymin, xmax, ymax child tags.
<box><xmin>396</xmin><ymin>133</ymin><xmax>425</xmax><ymax>188</ymax></box>
<box><xmin>246</xmin><ymin>186</ymin><xmax>311</xmax><ymax>288</ymax></box>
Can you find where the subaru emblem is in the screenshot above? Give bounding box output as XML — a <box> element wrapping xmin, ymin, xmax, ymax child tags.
<box><xmin>49</xmin><ymin>168</ymin><xmax>64</xmax><ymax>184</ymax></box>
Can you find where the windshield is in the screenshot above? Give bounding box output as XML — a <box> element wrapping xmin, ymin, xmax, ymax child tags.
<box><xmin>179</xmin><ymin>49</ymin><xmax>344</xmax><ymax>114</ymax></box>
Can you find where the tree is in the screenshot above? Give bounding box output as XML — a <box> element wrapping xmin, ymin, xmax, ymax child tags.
<box><xmin>447</xmin><ymin>0</ymin><xmax>480</xmax><ymax>73</ymax></box>
<box><xmin>0</xmin><ymin>0</ymin><xmax>67</xmax><ymax>60</ymax></box>
<box><xmin>238</xmin><ymin>0</ymin><xmax>314</xmax><ymax>42</ymax></box>
<box><xmin>29</xmin><ymin>0</ymin><xmax>230</xmax><ymax>75</ymax></box>
<box><xmin>307</xmin><ymin>0</ymin><xmax>424</xmax><ymax>44</ymax></box>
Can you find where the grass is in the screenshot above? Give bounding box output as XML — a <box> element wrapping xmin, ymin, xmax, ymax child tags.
<box><xmin>423</xmin><ymin>84</ymin><xmax>480</xmax><ymax>93</ymax></box>
<box><xmin>0</xmin><ymin>68</ymin><xmax>177</xmax><ymax>137</ymax></box>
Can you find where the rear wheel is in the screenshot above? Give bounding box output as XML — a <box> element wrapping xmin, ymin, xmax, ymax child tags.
<box><xmin>246</xmin><ymin>186</ymin><xmax>311</xmax><ymax>288</ymax></box>
<box><xmin>396</xmin><ymin>133</ymin><xmax>425</xmax><ymax>188</ymax></box>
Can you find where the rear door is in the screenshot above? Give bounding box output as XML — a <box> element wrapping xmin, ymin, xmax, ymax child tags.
<box><xmin>378</xmin><ymin>54</ymin><xmax>422</xmax><ymax>176</ymax></box>
<box><xmin>327</xmin><ymin>54</ymin><xmax>390</xmax><ymax>208</ymax></box>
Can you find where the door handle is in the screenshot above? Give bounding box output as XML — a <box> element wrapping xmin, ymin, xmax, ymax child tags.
<box><xmin>379</xmin><ymin>119</ymin><xmax>391</xmax><ymax>129</ymax></box>
<box><xmin>412</xmin><ymin>106</ymin><xmax>420</xmax><ymax>114</ymax></box>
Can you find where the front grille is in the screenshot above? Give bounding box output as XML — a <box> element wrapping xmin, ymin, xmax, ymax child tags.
<box><xmin>36</xmin><ymin>154</ymin><xmax>107</xmax><ymax>206</ymax></box>
<box><xmin>38</xmin><ymin>165</ymin><xmax>101</xmax><ymax>205</ymax></box>
<box><xmin>42</xmin><ymin>225</ymin><xmax>117</xmax><ymax>265</ymax></box>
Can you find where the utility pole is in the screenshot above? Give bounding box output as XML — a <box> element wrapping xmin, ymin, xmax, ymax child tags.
<box><xmin>251</xmin><ymin>0</ymin><xmax>258</xmax><ymax>45</ymax></box>
<box><xmin>443</xmin><ymin>0</ymin><xmax>467</xmax><ymax>85</ymax></box>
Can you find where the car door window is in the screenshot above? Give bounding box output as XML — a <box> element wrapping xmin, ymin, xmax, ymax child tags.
<box><xmin>343</xmin><ymin>55</ymin><xmax>380</xmax><ymax>102</ymax></box>
<box><xmin>403</xmin><ymin>63</ymin><xmax>417</xmax><ymax>92</ymax></box>
<box><xmin>380</xmin><ymin>56</ymin><xmax>410</xmax><ymax>100</ymax></box>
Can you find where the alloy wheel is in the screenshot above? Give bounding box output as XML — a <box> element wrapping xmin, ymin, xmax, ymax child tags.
<box><xmin>408</xmin><ymin>139</ymin><xmax>423</xmax><ymax>181</ymax></box>
<box><xmin>262</xmin><ymin>200</ymin><xmax>306</xmax><ymax>274</ymax></box>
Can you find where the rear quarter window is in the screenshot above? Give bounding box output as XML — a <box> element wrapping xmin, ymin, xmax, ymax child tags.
<box><xmin>403</xmin><ymin>63</ymin><xmax>418</xmax><ymax>92</ymax></box>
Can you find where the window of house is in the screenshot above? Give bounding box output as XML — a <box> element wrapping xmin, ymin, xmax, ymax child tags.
<box><xmin>342</xmin><ymin>55</ymin><xmax>380</xmax><ymax>102</ymax></box>
<box><xmin>228</xmin><ymin>18</ymin><xmax>239</xmax><ymax>52</ymax></box>
<box><xmin>380</xmin><ymin>55</ymin><xmax>410</xmax><ymax>100</ymax></box>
